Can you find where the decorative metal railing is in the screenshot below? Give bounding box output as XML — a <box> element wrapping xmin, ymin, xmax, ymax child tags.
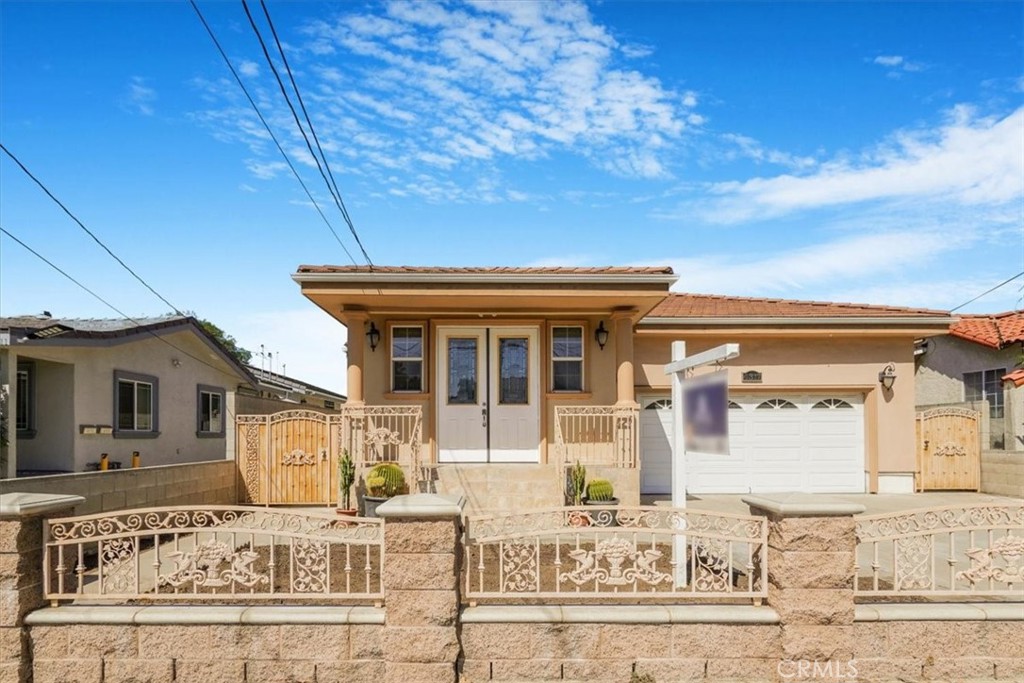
<box><xmin>43</xmin><ymin>506</ymin><xmax>383</xmax><ymax>604</ymax></box>
<box><xmin>553</xmin><ymin>406</ymin><xmax>639</xmax><ymax>469</ymax></box>
<box><xmin>332</xmin><ymin>405</ymin><xmax>423</xmax><ymax>478</ymax></box>
<box><xmin>463</xmin><ymin>506</ymin><xmax>767</xmax><ymax>603</ymax></box>
<box><xmin>855</xmin><ymin>504</ymin><xmax>1024</xmax><ymax>598</ymax></box>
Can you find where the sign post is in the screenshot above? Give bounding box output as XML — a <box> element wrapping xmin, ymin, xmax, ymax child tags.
<box><xmin>664</xmin><ymin>341</ymin><xmax>740</xmax><ymax>587</ymax></box>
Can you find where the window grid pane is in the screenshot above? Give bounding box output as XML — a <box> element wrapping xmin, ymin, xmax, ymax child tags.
<box><xmin>499</xmin><ymin>338</ymin><xmax>529</xmax><ymax>405</ymax></box>
<box><xmin>136</xmin><ymin>383</ymin><xmax>153</xmax><ymax>431</ymax></box>
<box><xmin>118</xmin><ymin>381</ymin><xmax>136</xmax><ymax>430</ymax></box>
<box><xmin>551</xmin><ymin>326</ymin><xmax>584</xmax><ymax>391</ymax></box>
<box><xmin>392</xmin><ymin>326</ymin><xmax>424</xmax><ymax>392</ymax></box>
<box><xmin>447</xmin><ymin>339</ymin><xmax>478</xmax><ymax>404</ymax></box>
<box><xmin>15</xmin><ymin>369</ymin><xmax>30</xmax><ymax>431</ymax></box>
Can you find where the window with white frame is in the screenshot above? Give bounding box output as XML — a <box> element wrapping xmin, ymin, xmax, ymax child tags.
<box><xmin>551</xmin><ymin>326</ymin><xmax>584</xmax><ymax>392</ymax></box>
<box><xmin>114</xmin><ymin>371</ymin><xmax>158</xmax><ymax>435</ymax></box>
<box><xmin>197</xmin><ymin>385</ymin><xmax>225</xmax><ymax>437</ymax></box>
<box><xmin>392</xmin><ymin>326</ymin><xmax>424</xmax><ymax>392</ymax></box>
<box><xmin>964</xmin><ymin>369</ymin><xmax>1005</xmax><ymax>418</ymax></box>
<box><xmin>15</xmin><ymin>363</ymin><xmax>34</xmax><ymax>435</ymax></box>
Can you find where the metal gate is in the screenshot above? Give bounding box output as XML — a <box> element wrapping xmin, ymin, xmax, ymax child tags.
<box><xmin>916</xmin><ymin>407</ymin><xmax>981</xmax><ymax>491</ymax></box>
<box><xmin>236</xmin><ymin>410</ymin><xmax>336</xmax><ymax>505</ymax></box>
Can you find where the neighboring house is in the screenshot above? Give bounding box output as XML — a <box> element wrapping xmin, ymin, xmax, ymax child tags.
<box><xmin>0</xmin><ymin>314</ymin><xmax>256</xmax><ymax>477</ymax></box>
<box><xmin>239</xmin><ymin>364</ymin><xmax>347</xmax><ymax>411</ymax></box>
<box><xmin>916</xmin><ymin>310</ymin><xmax>1024</xmax><ymax>450</ymax></box>
<box><xmin>292</xmin><ymin>265</ymin><xmax>953</xmax><ymax>496</ymax></box>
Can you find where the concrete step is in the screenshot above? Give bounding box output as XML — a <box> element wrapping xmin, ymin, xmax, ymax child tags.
<box><xmin>431</xmin><ymin>464</ymin><xmax>565</xmax><ymax>515</ymax></box>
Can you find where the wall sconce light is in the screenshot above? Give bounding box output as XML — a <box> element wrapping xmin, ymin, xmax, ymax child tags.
<box><xmin>878</xmin><ymin>363</ymin><xmax>897</xmax><ymax>390</ymax></box>
<box><xmin>171</xmin><ymin>358</ymin><xmax>182</xmax><ymax>368</ymax></box>
<box><xmin>595</xmin><ymin>321</ymin><xmax>609</xmax><ymax>350</ymax></box>
<box><xmin>366</xmin><ymin>322</ymin><xmax>381</xmax><ymax>352</ymax></box>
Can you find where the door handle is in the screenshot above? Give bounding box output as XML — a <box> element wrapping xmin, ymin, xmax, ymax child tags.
<box><xmin>481</xmin><ymin>406</ymin><xmax>488</xmax><ymax>428</ymax></box>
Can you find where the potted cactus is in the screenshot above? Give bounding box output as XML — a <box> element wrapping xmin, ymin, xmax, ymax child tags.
<box><xmin>566</xmin><ymin>460</ymin><xmax>589</xmax><ymax>527</ymax></box>
<box><xmin>584</xmin><ymin>477</ymin><xmax>620</xmax><ymax>526</ymax></box>
<box><xmin>362</xmin><ymin>462</ymin><xmax>407</xmax><ymax>518</ymax></box>
<box><xmin>337</xmin><ymin>449</ymin><xmax>357</xmax><ymax>517</ymax></box>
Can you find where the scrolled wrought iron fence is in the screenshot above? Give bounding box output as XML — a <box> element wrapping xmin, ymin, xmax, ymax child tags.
<box><xmin>43</xmin><ymin>506</ymin><xmax>383</xmax><ymax>604</ymax></box>
<box><xmin>462</xmin><ymin>506</ymin><xmax>767</xmax><ymax>603</ymax></box>
<box><xmin>855</xmin><ymin>503</ymin><xmax>1024</xmax><ymax>599</ymax></box>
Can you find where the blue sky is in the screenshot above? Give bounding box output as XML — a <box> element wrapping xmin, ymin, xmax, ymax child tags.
<box><xmin>2</xmin><ymin>1</ymin><xmax>1022</xmax><ymax>392</ymax></box>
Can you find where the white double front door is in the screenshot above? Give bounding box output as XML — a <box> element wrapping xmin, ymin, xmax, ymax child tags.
<box><xmin>437</xmin><ymin>327</ymin><xmax>541</xmax><ymax>463</ymax></box>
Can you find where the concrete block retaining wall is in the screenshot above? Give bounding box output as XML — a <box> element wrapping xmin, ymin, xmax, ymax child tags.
<box><xmin>2</xmin><ymin>460</ymin><xmax>236</xmax><ymax>516</ymax></box>
<box><xmin>981</xmin><ymin>450</ymin><xmax>1024</xmax><ymax>498</ymax></box>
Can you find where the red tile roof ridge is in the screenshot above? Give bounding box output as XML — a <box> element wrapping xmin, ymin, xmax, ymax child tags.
<box><xmin>296</xmin><ymin>265</ymin><xmax>675</xmax><ymax>275</ymax></box>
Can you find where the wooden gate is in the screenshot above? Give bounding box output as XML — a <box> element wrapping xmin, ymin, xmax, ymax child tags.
<box><xmin>235</xmin><ymin>410</ymin><xmax>336</xmax><ymax>505</ymax></box>
<box><xmin>916</xmin><ymin>407</ymin><xmax>981</xmax><ymax>491</ymax></box>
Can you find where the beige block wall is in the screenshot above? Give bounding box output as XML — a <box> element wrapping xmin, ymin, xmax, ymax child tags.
<box><xmin>980</xmin><ymin>450</ymin><xmax>1024</xmax><ymax>498</ymax></box>
<box><xmin>0</xmin><ymin>460</ymin><xmax>236</xmax><ymax>516</ymax></box>
<box><xmin>634</xmin><ymin>333</ymin><xmax>918</xmax><ymax>475</ymax></box>
<box><xmin>28</xmin><ymin>622</ymin><xmax>382</xmax><ymax>683</ymax></box>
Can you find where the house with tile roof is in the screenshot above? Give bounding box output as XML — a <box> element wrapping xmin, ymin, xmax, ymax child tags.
<box><xmin>0</xmin><ymin>315</ymin><xmax>256</xmax><ymax>477</ymax></box>
<box><xmin>293</xmin><ymin>265</ymin><xmax>952</xmax><ymax>504</ymax></box>
<box><xmin>916</xmin><ymin>309</ymin><xmax>1024</xmax><ymax>452</ymax></box>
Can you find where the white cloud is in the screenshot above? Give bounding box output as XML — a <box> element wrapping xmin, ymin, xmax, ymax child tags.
<box><xmin>720</xmin><ymin>133</ymin><xmax>817</xmax><ymax>170</ymax></box>
<box><xmin>681</xmin><ymin>106</ymin><xmax>1023</xmax><ymax>224</ymax></box>
<box><xmin>122</xmin><ymin>76</ymin><xmax>156</xmax><ymax>115</ymax></box>
<box><xmin>873</xmin><ymin>55</ymin><xmax>904</xmax><ymax>67</ymax></box>
<box><xmin>246</xmin><ymin>160</ymin><xmax>289</xmax><ymax>179</ymax></box>
<box><xmin>238</xmin><ymin>60</ymin><xmax>260</xmax><ymax>77</ymax></box>
<box><xmin>621</xmin><ymin>43</ymin><xmax>654</xmax><ymax>59</ymax></box>
<box><xmin>660</xmin><ymin>228</ymin><xmax>979</xmax><ymax>297</ymax></box>
<box><xmin>238</xmin><ymin>183</ymin><xmax>257</xmax><ymax>193</ymax></box>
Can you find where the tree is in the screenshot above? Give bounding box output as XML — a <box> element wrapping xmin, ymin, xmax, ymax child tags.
<box><xmin>198</xmin><ymin>319</ymin><xmax>253</xmax><ymax>364</ymax></box>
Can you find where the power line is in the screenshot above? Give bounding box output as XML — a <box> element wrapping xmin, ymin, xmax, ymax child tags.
<box><xmin>189</xmin><ymin>0</ymin><xmax>358</xmax><ymax>265</ymax></box>
<box><xmin>241</xmin><ymin>0</ymin><xmax>372</xmax><ymax>266</ymax></box>
<box><xmin>257</xmin><ymin>0</ymin><xmax>368</xmax><ymax>265</ymax></box>
<box><xmin>0</xmin><ymin>225</ymin><xmax>246</xmax><ymax>418</ymax></box>
<box><xmin>950</xmin><ymin>270</ymin><xmax>1024</xmax><ymax>312</ymax></box>
<box><xmin>0</xmin><ymin>143</ymin><xmax>184</xmax><ymax>316</ymax></box>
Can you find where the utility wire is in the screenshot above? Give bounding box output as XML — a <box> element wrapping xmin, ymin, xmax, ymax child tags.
<box><xmin>0</xmin><ymin>143</ymin><xmax>184</xmax><ymax>316</ymax></box>
<box><xmin>241</xmin><ymin>0</ymin><xmax>372</xmax><ymax>266</ymax></box>
<box><xmin>258</xmin><ymin>0</ymin><xmax>362</xmax><ymax>254</ymax></box>
<box><xmin>189</xmin><ymin>0</ymin><xmax>358</xmax><ymax>265</ymax></box>
<box><xmin>950</xmin><ymin>270</ymin><xmax>1024</xmax><ymax>313</ymax></box>
<box><xmin>0</xmin><ymin>225</ymin><xmax>246</xmax><ymax>418</ymax></box>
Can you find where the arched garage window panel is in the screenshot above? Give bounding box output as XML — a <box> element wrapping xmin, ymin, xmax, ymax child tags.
<box><xmin>756</xmin><ymin>399</ymin><xmax>797</xmax><ymax>410</ymax></box>
<box><xmin>812</xmin><ymin>398</ymin><xmax>853</xmax><ymax>410</ymax></box>
<box><xmin>645</xmin><ymin>399</ymin><xmax>672</xmax><ymax>410</ymax></box>
<box><xmin>728</xmin><ymin>400</ymin><xmax>741</xmax><ymax>409</ymax></box>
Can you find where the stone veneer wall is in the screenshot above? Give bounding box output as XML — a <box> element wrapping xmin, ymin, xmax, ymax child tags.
<box><xmin>24</xmin><ymin>607</ymin><xmax>383</xmax><ymax>683</ymax></box>
<box><xmin>3</xmin><ymin>460</ymin><xmax>236</xmax><ymax>516</ymax></box>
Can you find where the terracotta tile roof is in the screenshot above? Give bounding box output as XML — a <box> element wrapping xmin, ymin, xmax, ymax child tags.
<box><xmin>296</xmin><ymin>265</ymin><xmax>674</xmax><ymax>275</ymax></box>
<box><xmin>645</xmin><ymin>293</ymin><xmax>950</xmax><ymax>319</ymax></box>
<box><xmin>949</xmin><ymin>310</ymin><xmax>1024</xmax><ymax>349</ymax></box>
<box><xmin>1002</xmin><ymin>369</ymin><xmax>1024</xmax><ymax>387</ymax></box>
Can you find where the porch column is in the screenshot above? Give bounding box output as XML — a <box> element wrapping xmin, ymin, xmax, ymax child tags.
<box><xmin>612</xmin><ymin>309</ymin><xmax>637</xmax><ymax>406</ymax></box>
<box><xmin>345</xmin><ymin>311</ymin><xmax>368</xmax><ymax>405</ymax></box>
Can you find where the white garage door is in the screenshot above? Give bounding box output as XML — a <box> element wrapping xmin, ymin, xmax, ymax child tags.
<box><xmin>640</xmin><ymin>394</ymin><xmax>865</xmax><ymax>494</ymax></box>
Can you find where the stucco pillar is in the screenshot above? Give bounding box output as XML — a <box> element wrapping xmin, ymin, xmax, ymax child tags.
<box><xmin>744</xmin><ymin>494</ymin><xmax>864</xmax><ymax>669</ymax></box>
<box><xmin>0</xmin><ymin>493</ymin><xmax>84</xmax><ymax>683</ymax></box>
<box><xmin>377</xmin><ymin>494</ymin><xmax>465</xmax><ymax>683</ymax></box>
<box><xmin>345</xmin><ymin>312</ymin><xmax>368</xmax><ymax>405</ymax></box>
<box><xmin>612</xmin><ymin>309</ymin><xmax>637</xmax><ymax>406</ymax></box>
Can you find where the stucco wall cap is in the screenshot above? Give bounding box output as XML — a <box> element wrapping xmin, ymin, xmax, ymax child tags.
<box><xmin>742</xmin><ymin>493</ymin><xmax>866</xmax><ymax>517</ymax></box>
<box><xmin>0</xmin><ymin>492</ymin><xmax>85</xmax><ymax>517</ymax></box>
<box><xmin>376</xmin><ymin>493</ymin><xmax>466</xmax><ymax>518</ymax></box>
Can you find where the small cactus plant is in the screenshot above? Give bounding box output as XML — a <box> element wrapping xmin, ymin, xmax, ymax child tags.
<box><xmin>338</xmin><ymin>450</ymin><xmax>356</xmax><ymax>510</ymax></box>
<box><xmin>585</xmin><ymin>478</ymin><xmax>614</xmax><ymax>502</ymax></box>
<box><xmin>366</xmin><ymin>462</ymin><xmax>406</xmax><ymax>498</ymax></box>
<box><xmin>568</xmin><ymin>460</ymin><xmax>586</xmax><ymax>506</ymax></box>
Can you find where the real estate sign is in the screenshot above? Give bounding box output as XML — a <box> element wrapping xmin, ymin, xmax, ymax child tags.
<box><xmin>682</xmin><ymin>369</ymin><xmax>729</xmax><ymax>455</ymax></box>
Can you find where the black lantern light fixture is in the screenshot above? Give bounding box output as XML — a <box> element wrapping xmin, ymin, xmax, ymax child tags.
<box><xmin>595</xmin><ymin>321</ymin><xmax>610</xmax><ymax>350</ymax></box>
<box><xmin>366</xmin><ymin>322</ymin><xmax>381</xmax><ymax>352</ymax></box>
<box><xmin>878</xmin><ymin>363</ymin><xmax>897</xmax><ymax>390</ymax></box>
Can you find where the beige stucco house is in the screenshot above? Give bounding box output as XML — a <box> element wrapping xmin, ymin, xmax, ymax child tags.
<box><xmin>916</xmin><ymin>310</ymin><xmax>1024</xmax><ymax>451</ymax></box>
<box><xmin>0</xmin><ymin>315</ymin><xmax>255</xmax><ymax>477</ymax></box>
<box><xmin>294</xmin><ymin>265</ymin><xmax>953</xmax><ymax>499</ymax></box>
